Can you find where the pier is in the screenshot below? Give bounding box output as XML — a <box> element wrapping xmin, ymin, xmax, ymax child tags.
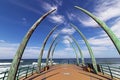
<box><xmin>0</xmin><ymin>62</ymin><xmax>120</xmax><ymax>80</ymax></box>
<box><xmin>20</xmin><ymin>64</ymin><xmax>114</xmax><ymax>80</ymax></box>
<box><xmin>0</xmin><ymin>3</ymin><xmax>120</xmax><ymax>80</ymax></box>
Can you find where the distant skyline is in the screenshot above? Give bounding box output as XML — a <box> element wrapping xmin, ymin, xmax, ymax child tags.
<box><xmin>0</xmin><ymin>0</ymin><xmax>120</xmax><ymax>59</ymax></box>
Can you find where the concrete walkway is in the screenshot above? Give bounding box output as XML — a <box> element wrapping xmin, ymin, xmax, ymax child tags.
<box><xmin>20</xmin><ymin>64</ymin><xmax>113</xmax><ymax>80</ymax></box>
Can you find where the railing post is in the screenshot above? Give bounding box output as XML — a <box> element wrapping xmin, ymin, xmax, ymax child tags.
<box><xmin>25</xmin><ymin>66</ymin><xmax>29</xmax><ymax>78</ymax></box>
<box><xmin>3</xmin><ymin>71</ymin><xmax>7</xmax><ymax>80</ymax></box>
<box><xmin>108</xmin><ymin>66</ymin><xmax>113</xmax><ymax>79</ymax></box>
<box><xmin>68</xmin><ymin>60</ymin><xmax>69</xmax><ymax>64</ymax></box>
<box><xmin>74</xmin><ymin>60</ymin><xmax>75</xmax><ymax>64</ymax></box>
<box><xmin>32</xmin><ymin>65</ymin><xmax>35</xmax><ymax>75</ymax></box>
<box><xmin>100</xmin><ymin>65</ymin><xmax>104</xmax><ymax>75</ymax></box>
<box><xmin>16</xmin><ymin>68</ymin><xmax>21</xmax><ymax>80</ymax></box>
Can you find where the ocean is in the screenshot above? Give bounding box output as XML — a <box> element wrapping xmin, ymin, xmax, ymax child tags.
<box><xmin>0</xmin><ymin>58</ymin><xmax>120</xmax><ymax>73</ymax></box>
<box><xmin>0</xmin><ymin>58</ymin><xmax>120</xmax><ymax>79</ymax></box>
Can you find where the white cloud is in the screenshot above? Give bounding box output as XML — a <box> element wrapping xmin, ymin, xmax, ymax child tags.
<box><xmin>41</xmin><ymin>0</ymin><xmax>63</xmax><ymax>11</ymax></box>
<box><xmin>88</xmin><ymin>35</ymin><xmax>114</xmax><ymax>54</ymax></box>
<box><xmin>40</xmin><ymin>1</ymin><xmax>65</xmax><ymax>24</ymax></box>
<box><xmin>66</xmin><ymin>10</ymin><xmax>98</xmax><ymax>27</ymax></box>
<box><xmin>78</xmin><ymin>37</ymin><xmax>120</xmax><ymax>58</ymax></box>
<box><xmin>76</xmin><ymin>25</ymin><xmax>120</xmax><ymax>58</ymax></box>
<box><xmin>62</xmin><ymin>35</ymin><xmax>75</xmax><ymax>54</ymax></box>
<box><xmin>22</xmin><ymin>47</ymin><xmax>40</xmax><ymax>59</ymax></box>
<box><xmin>70</xmin><ymin>0</ymin><xmax>120</xmax><ymax>58</ymax></box>
<box><xmin>76</xmin><ymin>0</ymin><xmax>120</xmax><ymax>27</ymax></box>
<box><xmin>111</xmin><ymin>19</ymin><xmax>120</xmax><ymax>38</ymax></box>
<box><xmin>40</xmin><ymin>0</ymin><xmax>62</xmax><ymax>10</ymax></box>
<box><xmin>0</xmin><ymin>40</ymin><xmax>41</xmax><ymax>59</ymax></box>
<box><xmin>66</xmin><ymin>12</ymin><xmax>76</xmax><ymax>21</ymax></box>
<box><xmin>0</xmin><ymin>40</ymin><xmax>6</xmax><ymax>43</ymax></box>
<box><xmin>53</xmin><ymin>50</ymin><xmax>76</xmax><ymax>58</ymax></box>
<box><xmin>88</xmin><ymin>37</ymin><xmax>112</xmax><ymax>47</ymax></box>
<box><xmin>52</xmin><ymin>33</ymin><xmax>75</xmax><ymax>58</ymax></box>
<box><xmin>77</xmin><ymin>18</ymin><xmax>99</xmax><ymax>27</ymax></box>
<box><xmin>49</xmin><ymin>14</ymin><xmax>65</xmax><ymax>23</ymax></box>
<box><xmin>62</xmin><ymin>35</ymin><xmax>73</xmax><ymax>47</ymax></box>
<box><xmin>42</xmin><ymin>2</ymin><xmax>58</xmax><ymax>11</ymax></box>
<box><xmin>60</xmin><ymin>27</ymin><xmax>76</xmax><ymax>53</ymax></box>
<box><xmin>81</xmin><ymin>27</ymin><xmax>120</xmax><ymax>58</ymax></box>
<box><xmin>61</xmin><ymin>27</ymin><xmax>75</xmax><ymax>35</ymax></box>
<box><xmin>53</xmin><ymin>27</ymin><xmax>75</xmax><ymax>48</ymax></box>
<box><xmin>63</xmin><ymin>36</ymin><xmax>73</xmax><ymax>42</ymax></box>
<box><xmin>84</xmin><ymin>0</ymin><xmax>120</xmax><ymax>53</ymax></box>
<box><xmin>66</xmin><ymin>11</ymin><xmax>98</xmax><ymax>27</ymax></box>
<box><xmin>95</xmin><ymin>0</ymin><xmax>120</xmax><ymax>21</ymax></box>
<box><xmin>86</xmin><ymin>17</ymin><xmax>120</xmax><ymax>49</ymax></box>
<box><xmin>63</xmin><ymin>39</ymin><xmax>70</xmax><ymax>47</ymax></box>
<box><xmin>64</xmin><ymin>47</ymin><xmax>73</xmax><ymax>51</ymax></box>
<box><xmin>0</xmin><ymin>41</ymin><xmax>19</xmax><ymax>59</ymax></box>
<box><xmin>52</xmin><ymin>32</ymin><xmax>60</xmax><ymax>38</ymax></box>
<box><xmin>52</xmin><ymin>25</ymin><xmax>75</xmax><ymax>39</ymax></box>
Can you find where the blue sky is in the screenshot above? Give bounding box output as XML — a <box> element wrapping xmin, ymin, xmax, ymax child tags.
<box><xmin>0</xmin><ymin>0</ymin><xmax>120</xmax><ymax>59</ymax></box>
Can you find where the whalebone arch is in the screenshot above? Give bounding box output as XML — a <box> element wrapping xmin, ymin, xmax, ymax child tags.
<box><xmin>45</xmin><ymin>34</ymin><xmax>84</xmax><ymax>66</ymax></box>
<box><xmin>7</xmin><ymin>6</ymin><xmax>120</xmax><ymax>80</ymax></box>
<box><xmin>7</xmin><ymin>9</ymin><xmax>56</xmax><ymax>80</ymax></box>
<box><xmin>46</xmin><ymin>34</ymin><xmax>85</xmax><ymax>66</ymax></box>
<box><xmin>45</xmin><ymin>6</ymin><xmax>120</xmax><ymax>74</ymax></box>
<box><xmin>74</xmin><ymin>6</ymin><xmax>120</xmax><ymax>55</ymax></box>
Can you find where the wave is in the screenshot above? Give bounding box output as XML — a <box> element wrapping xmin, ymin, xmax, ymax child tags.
<box><xmin>20</xmin><ymin>60</ymin><xmax>24</xmax><ymax>63</ymax></box>
<box><xmin>0</xmin><ymin>67</ymin><xmax>9</xmax><ymax>73</ymax></box>
<box><xmin>32</xmin><ymin>61</ymin><xmax>58</xmax><ymax>66</ymax></box>
<box><xmin>32</xmin><ymin>62</ymin><xmax>46</xmax><ymax>66</ymax></box>
<box><xmin>109</xmin><ymin>64</ymin><xmax>120</xmax><ymax>67</ymax></box>
<box><xmin>0</xmin><ymin>63</ymin><xmax>11</xmax><ymax>66</ymax></box>
<box><xmin>0</xmin><ymin>61</ymin><xmax>59</xmax><ymax>73</ymax></box>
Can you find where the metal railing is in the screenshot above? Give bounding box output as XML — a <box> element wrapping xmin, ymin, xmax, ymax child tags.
<box><xmin>0</xmin><ymin>65</ymin><xmax>37</xmax><ymax>80</ymax></box>
<box><xmin>0</xmin><ymin>71</ymin><xmax>8</xmax><ymax>80</ymax></box>
<box><xmin>99</xmin><ymin>65</ymin><xmax>120</xmax><ymax>79</ymax></box>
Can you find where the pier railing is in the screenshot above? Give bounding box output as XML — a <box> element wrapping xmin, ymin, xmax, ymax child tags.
<box><xmin>99</xmin><ymin>64</ymin><xmax>120</xmax><ymax>79</ymax></box>
<box><xmin>0</xmin><ymin>65</ymin><xmax>37</xmax><ymax>80</ymax></box>
<box><xmin>1</xmin><ymin>61</ymin><xmax>120</xmax><ymax>80</ymax></box>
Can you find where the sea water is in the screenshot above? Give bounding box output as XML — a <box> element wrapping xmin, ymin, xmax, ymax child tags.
<box><xmin>0</xmin><ymin>58</ymin><xmax>120</xmax><ymax>78</ymax></box>
<box><xmin>0</xmin><ymin>58</ymin><xmax>120</xmax><ymax>72</ymax></box>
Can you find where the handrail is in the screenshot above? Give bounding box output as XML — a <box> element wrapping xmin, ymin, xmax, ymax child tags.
<box><xmin>0</xmin><ymin>70</ymin><xmax>8</xmax><ymax>80</ymax></box>
<box><xmin>0</xmin><ymin>65</ymin><xmax>37</xmax><ymax>80</ymax></box>
<box><xmin>99</xmin><ymin>64</ymin><xmax>120</xmax><ymax>79</ymax></box>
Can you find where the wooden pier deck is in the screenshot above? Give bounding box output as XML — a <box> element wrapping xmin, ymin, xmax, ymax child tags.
<box><xmin>20</xmin><ymin>64</ymin><xmax>115</xmax><ymax>80</ymax></box>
